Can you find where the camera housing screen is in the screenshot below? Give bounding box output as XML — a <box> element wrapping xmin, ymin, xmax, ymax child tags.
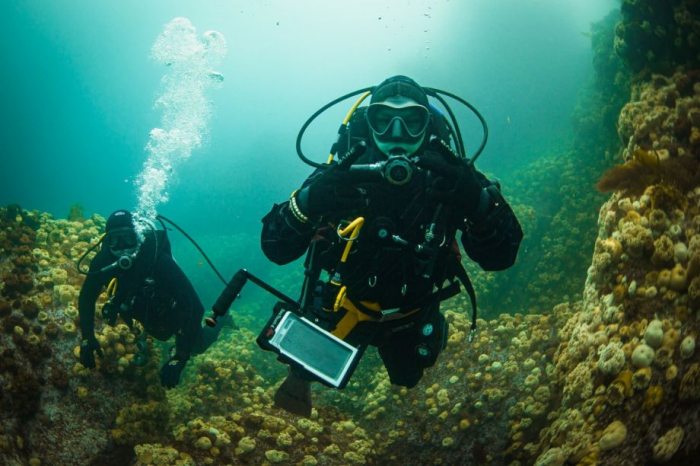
<box><xmin>268</xmin><ymin>312</ymin><xmax>358</xmax><ymax>387</ymax></box>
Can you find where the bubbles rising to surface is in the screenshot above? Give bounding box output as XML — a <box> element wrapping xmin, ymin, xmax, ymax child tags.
<box><xmin>150</xmin><ymin>17</ymin><xmax>199</xmax><ymax>66</ymax></box>
<box><xmin>202</xmin><ymin>30</ymin><xmax>227</xmax><ymax>67</ymax></box>
<box><xmin>135</xmin><ymin>17</ymin><xmax>227</xmax><ymax>223</ymax></box>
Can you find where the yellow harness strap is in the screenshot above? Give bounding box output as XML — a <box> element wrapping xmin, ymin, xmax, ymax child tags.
<box><xmin>330</xmin><ymin>293</ymin><xmax>421</xmax><ymax>340</ymax></box>
<box><xmin>331</xmin><ymin>297</ymin><xmax>374</xmax><ymax>339</ymax></box>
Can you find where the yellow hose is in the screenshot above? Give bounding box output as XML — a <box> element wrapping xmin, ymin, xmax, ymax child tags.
<box><xmin>106</xmin><ymin>278</ymin><xmax>118</xmax><ymax>297</ymax></box>
<box><xmin>327</xmin><ymin>91</ymin><xmax>372</xmax><ymax>164</ymax></box>
<box><xmin>334</xmin><ymin>285</ymin><xmax>347</xmax><ymax>312</ymax></box>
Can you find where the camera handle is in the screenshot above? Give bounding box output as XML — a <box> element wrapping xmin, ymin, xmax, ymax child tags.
<box><xmin>205</xmin><ymin>269</ymin><xmax>300</xmax><ymax>327</ymax></box>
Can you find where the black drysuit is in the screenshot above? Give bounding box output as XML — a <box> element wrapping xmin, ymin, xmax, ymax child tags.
<box><xmin>261</xmin><ymin>146</ymin><xmax>523</xmax><ymax>388</ymax></box>
<box><xmin>79</xmin><ymin>231</ymin><xmax>212</xmax><ymax>360</ymax></box>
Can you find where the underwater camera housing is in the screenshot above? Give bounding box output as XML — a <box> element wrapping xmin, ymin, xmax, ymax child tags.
<box><xmin>208</xmin><ymin>270</ymin><xmax>363</xmax><ymax>389</ymax></box>
<box><xmin>257</xmin><ymin>303</ymin><xmax>360</xmax><ymax>389</ymax></box>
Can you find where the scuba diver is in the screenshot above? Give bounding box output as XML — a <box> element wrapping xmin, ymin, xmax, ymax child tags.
<box><xmin>78</xmin><ymin>209</ymin><xmax>231</xmax><ymax>388</ymax></box>
<box><xmin>258</xmin><ymin>75</ymin><xmax>523</xmax><ymax>416</ymax></box>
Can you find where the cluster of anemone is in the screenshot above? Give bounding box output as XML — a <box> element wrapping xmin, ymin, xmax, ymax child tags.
<box><xmin>112</xmin><ymin>401</ymin><xmax>170</xmax><ymax>446</ymax></box>
<box><xmin>0</xmin><ymin>206</ymin><xmax>171</xmax><ymax>465</ymax></box>
<box><xmin>4</xmin><ymin>5</ymin><xmax>700</xmax><ymax>463</ymax></box>
<box><xmin>71</xmin><ymin>322</ymin><xmax>154</xmax><ymax>379</ymax></box>
<box><xmin>531</xmin><ymin>68</ymin><xmax>700</xmax><ymax>465</ymax></box>
<box><xmin>614</xmin><ymin>0</ymin><xmax>700</xmax><ymax>74</ymax></box>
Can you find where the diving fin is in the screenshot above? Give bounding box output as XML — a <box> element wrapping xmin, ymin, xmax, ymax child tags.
<box><xmin>274</xmin><ymin>371</ymin><xmax>312</xmax><ymax>418</ymax></box>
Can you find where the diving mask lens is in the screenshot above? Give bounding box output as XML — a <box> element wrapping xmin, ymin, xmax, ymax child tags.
<box><xmin>367</xmin><ymin>103</ymin><xmax>430</xmax><ymax>138</ymax></box>
<box><xmin>107</xmin><ymin>228</ymin><xmax>138</xmax><ymax>254</ymax></box>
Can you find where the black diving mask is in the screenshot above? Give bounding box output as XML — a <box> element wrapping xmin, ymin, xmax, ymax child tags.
<box><xmin>367</xmin><ymin>102</ymin><xmax>430</xmax><ymax>138</ymax></box>
<box><xmin>106</xmin><ymin>228</ymin><xmax>140</xmax><ymax>267</ymax></box>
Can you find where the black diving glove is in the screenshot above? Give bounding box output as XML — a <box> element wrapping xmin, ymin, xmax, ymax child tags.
<box><xmin>296</xmin><ymin>169</ymin><xmax>367</xmax><ymax>219</ymax></box>
<box><xmin>416</xmin><ymin>136</ymin><xmax>485</xmax><ymax>219</ymax></box>
<box><xmin>79</xmin><ymin>335</ymin><xmax>104</xmax><ymax>369</ymax></box>
<box><xmin>159</xmin><ymin>357</ymin><xmax>187</xmax><ymax>389</ymax></box>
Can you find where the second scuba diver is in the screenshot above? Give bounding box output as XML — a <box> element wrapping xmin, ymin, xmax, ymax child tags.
<box><xmin>78</xmin><ymin>209</ymin><xmax>231</xmax><ymax>388</ymax></box>
<box><xmin>260</xmin><ymin>76</ymin><xmax>524</xmax><ymax>416</ymax></box>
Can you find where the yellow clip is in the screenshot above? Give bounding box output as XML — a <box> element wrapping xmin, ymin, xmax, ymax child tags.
<box><xmin>338</xmin><ymin>217</ymin><xmax>364</xmax><ymax>263</ymax></box>
<box><xmin>330</xmin><ymin>217</ymin><xmax>365</xmax><ymax>286</ymax></box>
<box><xmin>106</xmin><ymin>278</ymin><xmax>118</xmax><ymax>297</ymax></box>
<box><xmin>334</xmin><ymin>286</ymin><xmax>347</xmax><ymax>312</ymax></box>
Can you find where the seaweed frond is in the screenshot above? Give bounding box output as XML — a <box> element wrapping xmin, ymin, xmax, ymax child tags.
<box><xmin>67</xmin><ymin>203</ymin><xmax>85</xmax><ymax>222</ymax></box>
<box><xmin>596</xmin><ymin>148</ymin><xmax>661</xmax><ymax>195</ymax></box>
<box><xmin>597</xmin><ymin>148</ymin><xmax>700</xmax><ymax>198</ymax></box>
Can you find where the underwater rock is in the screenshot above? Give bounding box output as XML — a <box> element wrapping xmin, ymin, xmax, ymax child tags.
<box><xmin>616</xmin><ymin>0</ymin><xmax>700</xmax><ymax>74</ymax></box>
<box><xmin>3</xmin><ymin>4</ymin><xmax>700</xmax><ymax>463</ymax></box>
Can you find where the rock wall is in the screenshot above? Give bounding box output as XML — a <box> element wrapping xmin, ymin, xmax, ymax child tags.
<box><xmin>533</xmin><ymin>43</ymin><xmax>700</xmax><ymax>466</ymax></box>
<box><xmin>2</xmin><ymin>1</ymin><xmax>699</xmax><ymax>465</ymax></box>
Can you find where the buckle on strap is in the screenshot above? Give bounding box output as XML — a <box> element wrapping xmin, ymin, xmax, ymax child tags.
<box><xmin>342</xmin><ymin>297</ymin><xmax>418</xmax><ymax>323</ymax></box>
<box><xmin>376</xmin><ymin>306</ymin><xmax>420</xmax><ymax>322</ymax></box>
<box><xmin>379</xmin><ymin>307</ymin><xmax>402</xmax><ymax>321</ymax></box>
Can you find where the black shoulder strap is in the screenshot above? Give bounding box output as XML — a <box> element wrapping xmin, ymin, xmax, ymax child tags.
<box><xmin>439</xmin><ymin>250</ymin><xmax>477</xmax><ymax>342</ymax></box>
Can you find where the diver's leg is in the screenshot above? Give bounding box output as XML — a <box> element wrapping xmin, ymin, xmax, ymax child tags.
<box><xmin>377</xmin><ymin>329</ymin><xmax>424</xmax><ymax>388</ymax></box>
<box><xmin>192</xmin><ymin>314</ymin><xmax>236</xmax><ymax>355</ymax></box>
<box><xmin>377</xmin><ymin>305</ymin><xmax>447</xmax><ymax>388</ymax></box>
<box><xmin>274</xmin><ymin>366</ymin><xmax>313</xmax><ymax>418</ymax></box>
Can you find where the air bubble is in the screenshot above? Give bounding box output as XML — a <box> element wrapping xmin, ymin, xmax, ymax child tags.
<box><xmin>135</xmin><ymin>18</ymin><xmax>227</xmax><ymax>221</ymax></box>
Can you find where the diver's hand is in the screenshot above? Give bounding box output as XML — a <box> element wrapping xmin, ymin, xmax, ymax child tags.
<box><xmin>296</xmin><ymin>170</ymin><xmax>367</xmax><ymax>218</ymax></box>
<box><xmin>159</xmin><ymin>357</ymin><xmax>187</xmax><ymax>389</ymax></box>
<box><xmin>416</xmin><ymin>137</ymin><xmax>484</xmax><ymax>217</ymax></box>
<box><xmin>80</xmin><ymin>335</ymin><xmax>104</xmax><ymax>369</ymax></box>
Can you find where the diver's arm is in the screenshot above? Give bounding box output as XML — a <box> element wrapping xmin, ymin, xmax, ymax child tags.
<box><xmin>78</xmin><ymin>251</ymin><xmax>112</xmax><ymax>339</ymax></box>
<box><xmin>78</xmin><ymin>275</ymin><xmax>102</xmax><ymax>339</ymax></box>
<box><xmin>166</xmin><ymin>256</ymin><xmax>205</xmax><ymax>360</ymax></box>
<box><xmin>261</xmin><ymin>165</ymin><xmax>369</xmax><ymax>265</ymax></box>
<box><xmin>460</xmin><ymin>179</ymin><xmax>523</xmax><ymax>271</ymax></box>
<box><xmin>261</xmin><ymin>201</ymin><xmax>316</xmax><ymax>265</ymax></box>
<box><xmin>78</xmin><ymin>251</ymin><xmax>112</xmax><ymax>368</ymax></box>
